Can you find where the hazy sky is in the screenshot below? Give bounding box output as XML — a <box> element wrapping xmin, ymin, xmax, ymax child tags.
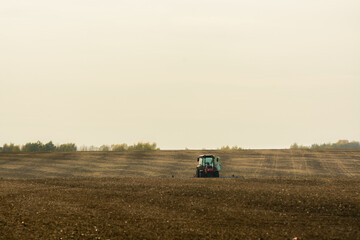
<box><xmin>1</xmin><ymin>0</ymin><xmax>359</xmax><ymax>149</ymax></box>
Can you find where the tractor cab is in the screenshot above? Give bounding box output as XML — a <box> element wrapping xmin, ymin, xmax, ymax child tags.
<box><xmin>196</xmin><ymin>155</ymin><xmax>221</xmax><ymax>178</ymax></box>
<box><xmin>198</xmin><ymin>155</ymin><xmax>215</xmax><ymax>167</ymax></box>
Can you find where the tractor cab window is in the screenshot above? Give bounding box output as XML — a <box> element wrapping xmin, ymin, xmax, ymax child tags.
<box><xmin>198</xmin><ymin>156</ymin><xmax>215</xmax><ymax>166</ymax></box>
<box><xmin>203</xmin><ymin>157</ymin><xmax>214</xmax><ymax>166</ymax></box>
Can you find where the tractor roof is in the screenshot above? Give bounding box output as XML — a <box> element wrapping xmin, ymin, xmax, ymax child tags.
<box><xmin>198</xmin><ymin>155</ymin><xmax>215</xmax><ymax>158</ymax></box>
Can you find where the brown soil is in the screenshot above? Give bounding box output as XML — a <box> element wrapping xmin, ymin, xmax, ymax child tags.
<box><xmin>0</xmin><ymin>177</ymin><xmax>359</xmax><ymax>239</ymax></box>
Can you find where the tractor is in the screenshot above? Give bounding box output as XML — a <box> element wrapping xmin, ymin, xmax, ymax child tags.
<box><xmin>196</xmin><ymin>155</ymin><xmax>221</xmax><ymax>178</ymax></box>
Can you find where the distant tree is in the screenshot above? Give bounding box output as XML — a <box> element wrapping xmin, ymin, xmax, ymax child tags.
<box><xmin>79</xmin><ymin>145</ymin><xmax>88</xmax><ymax>151</ymax></box>
<box><xmin>311</xmin><ymin>143</ymin><xmax>320</xmax><ymax>149</ymax></box>
<box><xmin>133</xmin><ymin>142</ymin><xmax>142</xmax><ymax>151</ymax></box>
<box><xmin>57</xmin><ymin>143</ymin><xmax>77</xmax><ymax>152</ymax></box>
<box><xmin>134</xmin><ymin>142</ymin><xmax>148</xmax><ymax>151</ymax></box>
<box><xmin>99</xmin><ymin>145</ymin><xmax>110</xmax><ymax>151</ymax></box>
<box><xmin>220</xmin><ymin>145</ymin><xmax>231</xmax><ymax>151</ymax></box>
<box><xmin>21</xmin><ymin>141</ymin><xmax>44</xmax><ymax>152</ymax></box>
<box><xmin>43</xmin><ymin>141</ymin><xmax>56</xmax><ymax>152</ymax></box>
<box><xmin>231</xmin><ymin>145</ymin><xmax>242</xmax><ymax>150</ymax></box>
<box><xmin>2</xmin><ymin>141</ymin><xmax>162</xmax><ymax>152</ymax></box>
<box><xmin>219</xmin><ymin>145</ymin><xmax>242</xmax><ymax>150</ymax></box>
<box><xmin>125</xmin><ymin>142</ymin><xmax>158</xmax><ymax>151</ymax></box>
<box><xmin>347</xmin><ymin>141</ymin><xmax>360</xmax><ymax>149</ymax></box>
<box><xmin>12</xmin><ymin>145</ymin><xmax>21</xmax><ymax>152</ymax></box>
<box><xmin>290</xmin><ymin>143</ymin><xmax>299</xmax><ymax>149</ymax></box>
<box><xmin>332</xmin><ymin>139</ymin><xmax>360</xmax><ymax>149</ymax></box>
<box><xmin>152</xmin><ymin>142</ymin><xmax>158</xmax><ymax>150</ymax></box>
<box><xmin>111</xmin><ymin>144</ymin><xmax>128</xmax><ymax>151</ymax></box>
<box><xmin>79</xmin><ymin>142</ymin><xmax>160</xmax><ymax>151</ymax></box>
<box><xmin>88</xmin><ymin>145</ymin><xmax>99</xmax><ymax>151</ymax></box>
<box><xmin>1</xmin><ymin>143</ymin><xmax>20</xmax><ymax>152</ymax></box>
<box><xmin>2</xmin><ymin>144</ymin><xmax>10</xmax><ymax>152</ymax></box>
<box><xmin>292</xmin><ymin>140</ymin><xmax>360</xmax><ymax>150</ymax></box>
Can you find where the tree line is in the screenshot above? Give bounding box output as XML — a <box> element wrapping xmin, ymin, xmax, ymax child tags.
<box><xmin>290</xmin><ymin>140</ymin><xmax>360</xmax><ymax>149</ymax></box>
<box><xmin>0</xmin><ymin>141</ymin><xmax>77</xmax><ymax>152</ymax></box>
<box><xmin>218</xmin><ymin>145</ymin><xmax>243</xmax><ymax>150</ymax></box>
<box><xmin>0</xmin><ymin>141</ymin><xmax>159</xmax><ymax>152</ymax></box>
<box><xmin>80</xmin><ymin>142</ymin><xmax>159</xmax><ymax>151</ymax></box>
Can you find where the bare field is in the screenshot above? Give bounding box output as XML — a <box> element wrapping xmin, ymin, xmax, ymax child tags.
<box><xmin>0</xmin><ymin>150</ymin><xmax>360</xmax><ymax>239</ymax></box>
<box><xmin>0</xmin><ymin>149</ymin><xmax>360</xmax><ymax>178</ymax></box>
<box><xmin>0</xmin><ymin>177</ymin><xmax>359</xmax><ymax>239</ymax></box>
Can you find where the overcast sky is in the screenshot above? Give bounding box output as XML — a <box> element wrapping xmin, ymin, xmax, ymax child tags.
<box><xmin>1</xmin><ymin>0</ymin><xmax>359</xmax><ymax>149</ymax></box>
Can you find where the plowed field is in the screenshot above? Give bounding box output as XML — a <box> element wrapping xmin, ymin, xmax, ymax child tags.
<box><xmin>0</xmin><ymin>150</ymin><xmax>359</xmax><ymax>239</ymax></box>
<box><xmin>1</xmin><ymin>178</ymin><xmax>359</xmax><ymax>239</ymax></box>
<box><xmin>0</xmin><ymin>149</ymin><xmax>359</xmax><ymax>178</ymax></box>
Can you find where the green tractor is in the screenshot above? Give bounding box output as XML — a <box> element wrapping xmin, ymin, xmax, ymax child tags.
<box><xmin>196</xmin><ymin>155</ymin><xmax>221</xmax><ymax>178</ymax></box>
